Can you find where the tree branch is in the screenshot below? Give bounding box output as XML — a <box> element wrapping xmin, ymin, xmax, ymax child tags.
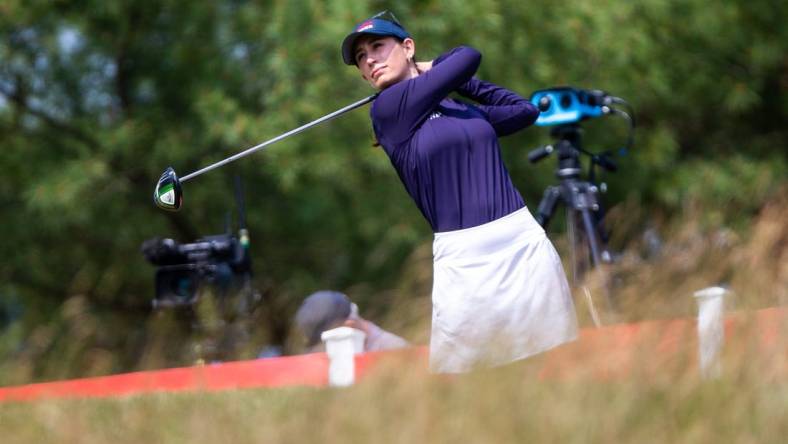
<box><xmin>0</xmin><ymin>80</ymin><xmax>101</xmax><ymax>151</ymax></box>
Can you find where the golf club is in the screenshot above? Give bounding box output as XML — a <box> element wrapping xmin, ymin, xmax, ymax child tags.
<box><xmin>154</xmin><ymin>94</ymin><xmax>377</xmax><ymax>211</ymax></box>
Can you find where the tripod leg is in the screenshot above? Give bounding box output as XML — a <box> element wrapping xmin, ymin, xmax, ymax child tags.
<box><xmin>579</xmin><ymin>206</ymin><xmax>615</xmax><ymax>314</ymax></box>
<box><xmin>535</xmin><ymin>186</ymin><xmax>561</xmax><ymax>228</ymax></box>
<box><xmin>566</xmin><ymin>209</ymin><xmax>582</xmax><ymax>286</ymax></box>
<box><xmin>579</xmin><ymin>208</ymin><xmax>603</xmax><ymax>267</ymax></box>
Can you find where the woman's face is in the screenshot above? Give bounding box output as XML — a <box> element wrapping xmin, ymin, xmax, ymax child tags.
<box><xmin>354</xmin><ymin>35</ymin><xmax>416</xmax><ymax>90</ymax></box>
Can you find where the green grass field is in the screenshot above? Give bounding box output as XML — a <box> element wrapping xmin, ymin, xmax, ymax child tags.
<box><xmin>1</xmin><ymin>354</ymin><xmax>786</xmax><ymax>444</ymax></box>
<box><xmin>1</xmin><ymin>316</ymin><xmax>786</xmax><ymax>443</ymax></box>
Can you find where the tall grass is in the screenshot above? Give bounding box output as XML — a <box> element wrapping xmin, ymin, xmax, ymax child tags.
<box><xmin>0</xmin><ymin>346</ymin><xmax>785</xmax><ymax>444</ymax></box>
<box><xmin>1</xmin><ymin>190</ymin><xmax>786</xmax><ymax>443</ymax></box>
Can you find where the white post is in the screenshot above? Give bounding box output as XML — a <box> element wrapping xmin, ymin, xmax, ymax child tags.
<box><xmin>321</xmin><ymin>326</ymin><xmax>366</xmax><ymax>387</ymax></box>
<box><xmin>693</xmin><ymin>286</ymin><xmax>728</xmax><ymax>379</ymax></box>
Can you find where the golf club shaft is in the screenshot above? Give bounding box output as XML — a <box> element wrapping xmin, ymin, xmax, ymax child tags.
<box><xmin>180</xmin><ymin>94</ymin><xmax>378</xmax><ymax>183</ymax></box>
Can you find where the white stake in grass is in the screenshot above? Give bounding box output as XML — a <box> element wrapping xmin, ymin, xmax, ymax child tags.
<box><xmin>693</xmin><ymin>286</ymin><xmax>729</xmax><ymax>379</ymax></box>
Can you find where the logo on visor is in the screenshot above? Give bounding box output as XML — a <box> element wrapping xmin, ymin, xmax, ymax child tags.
<box><xmin>356</xmin><ymin>21</ymin><xmax>374</xmax><ymax>32</ymax></box>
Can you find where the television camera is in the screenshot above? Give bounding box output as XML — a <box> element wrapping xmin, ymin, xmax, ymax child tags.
<box><xmin>141</xmin><ymin>176</ymin><xmax>253</xmax><ymax>311</ymax></box>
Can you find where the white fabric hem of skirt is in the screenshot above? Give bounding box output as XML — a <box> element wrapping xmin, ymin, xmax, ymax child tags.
<box><xmin>428</xmin><ymin>206</ymin><xmax>578</xmax><ymax>374</ymax></box>
<box><xmin>429</xmin><ymin>328</ymin><xmax>579</xmax><ymax>374</ymax></box>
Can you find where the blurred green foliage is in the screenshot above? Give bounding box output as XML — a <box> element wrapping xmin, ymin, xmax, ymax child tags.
<box><xmin>0</xmin><ymin>0</ymin><xmax>785</xmax><ymax>380</ymax></box>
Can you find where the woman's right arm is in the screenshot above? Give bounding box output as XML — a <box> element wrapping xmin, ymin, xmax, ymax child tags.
<box><xmin>457</xmin><ymin>78</ymin><xmax>539</xmax><ymax>136</ymax></box>
<box><xmin>372</xmin><ymin>46</ymin><xmax>481</xmax><ymax>144</ymax></box>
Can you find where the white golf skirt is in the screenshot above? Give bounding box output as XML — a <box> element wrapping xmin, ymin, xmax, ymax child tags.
<box><xmin>430</xmin><ymin>207</ymin><xmax>578</xmax><ymax>373</ymax></box>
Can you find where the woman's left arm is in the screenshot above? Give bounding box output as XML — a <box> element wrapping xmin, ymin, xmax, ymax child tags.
<box><xmin>458</xmin><ymin>78</ymin><xmax>539</xmax><ymax>136</ymax></box>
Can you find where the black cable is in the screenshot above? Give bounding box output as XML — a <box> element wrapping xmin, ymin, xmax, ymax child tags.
<box><xmin>609</xmin><ymin>106</ymin><xmax>635</xmax><ymax>154</ymax></box>
<box><xmin>610</xmin><ymin>96</ymin><xmax>637</xmax><ymax>128</ymax></box>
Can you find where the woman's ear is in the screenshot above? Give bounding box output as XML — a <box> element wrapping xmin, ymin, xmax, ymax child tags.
<box><xmin>403</xmin><ymin>37</ymin><xmax>416</xmax><ymax>61</ymax></box>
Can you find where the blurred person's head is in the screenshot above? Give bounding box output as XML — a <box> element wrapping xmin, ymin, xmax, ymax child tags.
<box><xmin>295</xmin><ymin>291</ymin><xmax>363</xmax><ymax>351</ymax></box>
<box><xmin>341</xmin><ymin>11</ymin><xmax>418</xmax><ymax>90</ymax></box>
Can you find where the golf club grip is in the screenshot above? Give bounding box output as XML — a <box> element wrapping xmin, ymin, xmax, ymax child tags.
<box><xmin>180</xmin><ymin>94</ymin><xmax>378</xmax><ymax>182</ymax></box>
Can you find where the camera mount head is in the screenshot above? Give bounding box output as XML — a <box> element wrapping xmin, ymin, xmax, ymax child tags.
<box><xmin>530</xmin><ymin>87</ymin><xmax>609</xmax><ymax>127</ymax></box>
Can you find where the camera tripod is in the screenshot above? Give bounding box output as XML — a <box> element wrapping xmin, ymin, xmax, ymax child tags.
<box><xmin>528</xmin><ymin>124</ymin><xmax>617</xmax><ymax>322</ymax></box>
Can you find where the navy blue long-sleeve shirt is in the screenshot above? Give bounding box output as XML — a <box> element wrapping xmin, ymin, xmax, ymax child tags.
<box><xmin>370</xmin><ymin>46</ymin><xmax>539</xmax><ymax>232</ymax></box>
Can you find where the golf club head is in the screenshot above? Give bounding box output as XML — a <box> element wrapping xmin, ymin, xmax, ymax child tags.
<box><xmin>153</xmin><ymin>167</ymin><xmax>183</xmax><ymax>211</ymax></box>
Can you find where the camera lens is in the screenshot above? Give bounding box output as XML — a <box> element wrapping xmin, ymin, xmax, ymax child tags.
<box><xmin>538</xmin><ymin>95</ymin><xmax>551</xmax><ymax>112</ymax></box>
<box><xmin>560</xmin><ymin>93</ymin><xmax>572</xmax><ymax>109</ymax></box>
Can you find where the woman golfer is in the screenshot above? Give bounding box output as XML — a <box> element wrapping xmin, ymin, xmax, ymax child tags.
<box><xmin>342</xmin><ymin>11</ymin><xmax>578</xmax><ymax>373</ymax></box>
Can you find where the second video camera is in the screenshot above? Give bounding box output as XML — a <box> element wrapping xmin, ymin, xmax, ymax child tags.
<box><xmin>141</xmin><ymin>233</ymin><xmax>251</xmax><ymax>308</ymax></box>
